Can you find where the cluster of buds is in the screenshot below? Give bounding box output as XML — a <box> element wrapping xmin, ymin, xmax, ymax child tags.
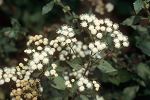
<box><xmin>0</xmin><ymin>67</ymin><xmax>17</xmax><ymax>85</ymax></box>
<box><xmin>80</xmin><ymin>14</ymin><xmax>129</xmax><ymax>49</ymax></box>
<box><xmin>76</xmin><ymin>77</ymin><xmax>100</xmax><ymax>92</ymax></box>
<box><xmin>44</xmin><ymin>63</ymin><xmax>58</xmax><ymax>77</ymax></box>
<box><xmin>16</xmin><ymin>63</ymin><xmax>32</xmax><ymax>80</ymax></box>
<box><xmin>64</xmin><ymin>65</ymin><xmax>100</xmax><ymax>92</ymax></box>
<box><xmin>40</xmin><ymin>14</ymin><xmax>129</xmax><ymax>61</ymax></box>
<box><xmin>10</xmin><ymin>79</ymin><xmax>41</xmax><ymax>100</ymax></box>
<box><xmin>27</xmin><ymin>35</ymin><xmax>48</xmax><ymax>46</ymax></box>
<box><xmin>0</xmin><ymin>35</ymin><xmax>55</xmax><ymax>99</ymax></box>
<box><xmin>0</xmin><ymin>62</ymin><xmax>32</xmax><ymax>85</ymax></box>
<box><xmin>25</xmin><ymin>35</ymin><xmax>50</xmax><ymax>71</ymax></box>
<box><xmin>49</xmin><ymin>26</ymin><xmax>77</xmax><ymax>60</ymax></box>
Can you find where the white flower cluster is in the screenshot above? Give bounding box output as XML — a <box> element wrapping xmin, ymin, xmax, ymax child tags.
<box><xmin>44</xmin><ymin>63</ymin><xmax>58</xmax><ymax>77</ymax></box>
<box><xmin>22</xmin><ymin>35</ymin><xmax>61</xmax><ymax>82</ymax></box>
<box><xmin>80</xmin><ymin>14</ymin><xmax>129</xmax><ymax>49</ymax></box>
<box><xmin>48</xmin><ymin>25</ymin><xmax>106</xmax><ymax>60</ymax></box>
<box><xmin>25</xmin><ymin>35</ymin><xmax>53</xmax><ymax>71</ymax></box>
<box><xmin>0</xmin><ymin>67</ymin><xmax>17</xmax><ymax>85</ymax></box>
<box><xmin>49</xmin><ymin>25</ymin><xmax>105</xmax><ymax>59</ymax></box>
<box><xmin>15</xmin><ymin>63</ymin><xmax>32</xmax><ymax>80</ymax></box>
<box><xmin>49</xmin><ymin>26</ymin><xmax>77</xmax><ymax>61</ymax></box>
<box><xmin>27</xmin><ymin>51</ymin><xmax>49</xmax><ymax>70</ymax></box>
<box><xmin>64</xmin><ymin>67</ymin><xmax>100</xmax><ymax>92</ymax></box>
<box><xmin>25</xmin><ymin>35</ymin><xmax>50</xmax><ymax>70</ymax></box>
<box><xmin>0</xmin><ymin>63</ymin><xmax>31</xmax><ymax>85</ymax></box>
<box><xmin>44</xmin><ymin>14</ymin><xmax>129</xmax><ymax>60</ymax></box>
<box><xmin>0</xmin><ymin>13</ymin><xmax>129</xmax><ymax>99</ymax></box>
<box><xmin>0</xmin><ymin>35</ymin><xmax>58</xmax><ymax>87</ymax></box>
<box><xmin>26</xmin><ymin>35</ymin><xmax>48</xmax><ymax>46</ymax></box>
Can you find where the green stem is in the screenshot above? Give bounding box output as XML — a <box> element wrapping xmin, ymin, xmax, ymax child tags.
<box><xmin>142</xmin><ymin>0</ymin><xmax>150</xmax><ymax>21</ymax></box>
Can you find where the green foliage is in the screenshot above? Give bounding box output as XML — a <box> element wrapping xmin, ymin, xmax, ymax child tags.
<box><xmin>66</xmin><ymin>58</ymin><xmax>82</xmax><ymax>70</ymax></box>
<box><xmin>122</xmin><ymin>14</ymin><xmax>150</xmax><ymax>56</ymax></box>
<box><xmin>119</xmin><ymin>0</ymin><xmax>150</xmax><ymax>99</ymax></box>
<box><xmin>136</xmin><ymin>63</ymin><xmax>150</xmax><ymax>80</ymax></box>
<box><xmin>97</xmin><ymin>60</ymin><xmax>117</xmax><ymax>74</ymax></box>
<box><xmin>112</xmin><ymin>70</ymin><xmax>132</xmax><ymax>85</ymax></box>
<box><xmin>79</xmin><ymin>95</ymin><xmax>89</xmax><ymax>100</ymax></box>
<box><xmin>133</xmin><ymin>0</ymin><xmax>144</xmax><ymax>14</ymax></box>
<box><xmin>42</xmin><ymin>1</ymin><xmax>54</xmax><ymax>15</ymax></box>
<box><xmin>0</xmin><ymin>18</ymin><xmax>26</xmax><ymax>62</ymax></box>
<box><xmin>0</xmin><ymin>89</ymin><xmax>5</xmax><ymax>100</ymax></box>
<box><xmin>42</xmin><ymin>0</ymin><xmax>71</xmax><ymax>15</ymax></box>
<box><xmin>136</xmin><ymin>37</ymin><xmax>150</xmax><ymax>56</ymax></box>
<box><xmin>122</xmin><ymin>86</ymin><xmax>139</xmax><ymax>100</ymax></box>
<box><xmin>122</xmin><ymin>16</ymin><xmax>140</xmax><ymax>26</ymax></box>
<box><xmin>101</xmin><ymin>69</ymin><xmax>132</xmax><ymax>86</ymax></box>
<box><xmin>52</xmin><ymin>76</ymin><xmax>66</xmax><ymax>90</ymax></box>
<box><xmin>2</xmin><ymin>18</ymin><xmax>26</xmax><ymax>39</ymax></box>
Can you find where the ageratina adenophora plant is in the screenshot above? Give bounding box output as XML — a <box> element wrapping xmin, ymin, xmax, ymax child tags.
<box><xmin>0</xmin><ymin>13</ymin><xmax>129</xmax><ymax>100</ymax></box>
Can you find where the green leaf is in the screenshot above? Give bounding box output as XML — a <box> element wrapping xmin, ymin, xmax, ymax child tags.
<box><xmin>109</xmin><ymin>70</ymin><xmax>132</xmax><ymax>85</ymax></box>
<box><xmin>63</xmin><ymin>6</ymin><xmax>71</xmax><ymax>13</ymax></box>
<box><xmin>80</xmin><ymin>95</ymin><xmax>89</xmax><ymax>100</ymax></box>
<box><xmin>42</xmin><ymin>1</ymin><xmax>54</xmax><ymax>15</ymax></box>
<box><xmin>122</xmin><ymin>16</ymin><xmax>140</xmax><ymax>26</ymax></box>
<box><xmin>0</xmin><ymin>89</ymin><xmax>5</xmax><ymax>100</ymax></box>
<box><xmin>146</xmin><ymin>0</ymin><xmax>150</xmax><ymax>2</ymax></box>
<box><xmin>3</xmin><ymin>41</ymin><xmax>17</xmax><ymax>52</ymax></box>
<box><xmin>97</xmin><ymin>60</ymin><xmax>117</xmax><ymax>73</ymax></box>
<box><xmin>53</xmin><ymin>0</ymin><xmax>61</xmax><ymax>3</ymax></box>
<box><xmin>134</xmin><ymin>78</ymin><xmax>146</xmax><ymax>87</ymax></box>
<box><xmin>122</xmin><ymin>86</ymin><xmax>139</xmax><ymax>100</ymax></box>
<box><xmin>52</xmin><ymin>76</ymin><xmax>66</xmax><ymax>90</ymax></box>
<box><xmin>136</xmin><ymin>38</ymin><xmax>150</xmax><ymax>56</ymax></box>
<box><xmin>136</xmin><ymin>63</ymin><xmax>150</xmax><ymax>80</ymax></box>
<box><xmin>133</xmin><ymin>0</ymin><xmax>144</xmax><ymax>14</ymax></box>
<box><xmin>131</xmin><ymin>25</ymin><xmax>149</xmax><ymax>34</ymax></box>
<box><xmin>11</xmin><ymin>18</ymin><xmax>21</xmax><ymax>29</ymax></box>
<box><xmin>66</xmin><ymin>58</ymin><xmax>82</xmax><ymax>70</ymax></box>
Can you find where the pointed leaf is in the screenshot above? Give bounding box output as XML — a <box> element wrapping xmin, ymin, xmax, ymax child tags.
<box><xmin>122</xmin><ymin>86</ymin><xmax>139</xmax><ymax>100</ymax></box>
<box><xmin>66</xmin><ymin>58</ymin><xmax>82</xmax><ymax>70</ymax></box>
<box><xmin>80</xmin><ymin>95</ymin><xmax>89</xmax><ymax>100</ymax></box>
<box><xmin>97</xmin><ymin>60</ymin><xmax>117</xmax><ymax>73</ymax></box>
<box><xmin>52</xmin><ymin>76</ymin><xmax>66</xmax><ymax>90</ymax></box>
<box><xmin>136</xmin><ymin>63</ymin><xmax>150</xmax><ymax>80</ymax></box>
<box><xmin>122</xmin><ymin>16</ymin><xmax>140</xmax><ymax>26</ymax></box>
<box><xmin>133</xmin><ymin>0</ymin><xmax>144</xmax><ymax>14</ymax></box>
<box><xmin>136</xmin><ymin>38</ymin><xmax>150</xmax><ymax>56</ymax></box>
<box><xmin>42</xmin><ymin>1</ymin><xmax>54</xmax><ymax>15</ymax></box>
